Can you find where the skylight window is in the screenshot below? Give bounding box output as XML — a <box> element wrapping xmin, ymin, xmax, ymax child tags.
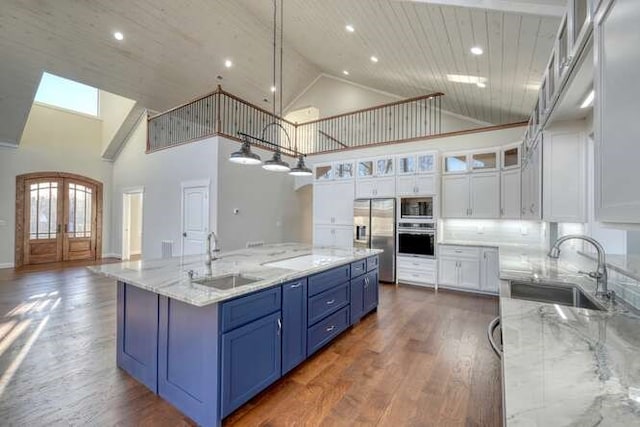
<box><xmin>34</xmin><ymin>72</ymin><xmax>99</xmax><ymax>117</ymax></box>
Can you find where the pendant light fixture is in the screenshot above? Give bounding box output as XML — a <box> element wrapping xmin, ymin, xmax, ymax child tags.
<box><xmin>229</xmin><ymin>0</ymin><xmax>308</xmax><ymax>172</ymax></box>
<box><xmin>229</xmin><ymin>135</ymin><xmax>262</xmax><ymax>165</ymax></box>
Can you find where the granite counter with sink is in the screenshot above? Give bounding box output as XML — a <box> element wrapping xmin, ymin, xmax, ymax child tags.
<box><xmin>490</xmin><ymin>245</ymin><xmax>640</xmax><ymax>426</ymax></box>
<box><xmin>90</xmin><ymin>243</ymin><xmax>382</xmax><ymax>427</ymax></box>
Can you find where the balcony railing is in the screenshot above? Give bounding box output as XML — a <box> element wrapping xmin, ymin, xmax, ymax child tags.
<box><xmin>147</xmin><ymin>86</ymin><xmax>443</xmax><ymax>155</ymax></box>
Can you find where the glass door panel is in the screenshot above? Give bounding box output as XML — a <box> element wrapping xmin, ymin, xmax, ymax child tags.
<box><xmin>358</xmin><ymin>160</ymin><xmax>374</xmax><ymax>178</ymax></box>
<box><xmin>397</xmin><ymin>156</ymin><xmax>416</xmax><ymax>175</ymax></box>
<box><xmin>335</xmin><ymin>162</ymin><xmax>353</xmax><ymax>179</ymax></box>
<box><xmin>315</xmin><ymin>165</ymin><xmax>333</xmax><ymax>180</ymax></box>
<box><xmin>24</xmin><ymin>178</ymin><xmax>63</xmax><ymax>264</ymax></box>
<box><xmin>444</xmin><ymin>155</ymin><xmax>468</xmax><ymax>173</ymax></box>
<box><xmin>472</xmin><ymin>152</ymin><xmax>498</xmax><ymax>170</ymax></box>
<box><xmin>417</xmin><ymin>153</ymin><xmax>436</xmax><ymax>173</ymax></box>
<box><xmin>375</xmin><ymin>158</ymin><xmax>394</xmax><ymax>176</ymax></box>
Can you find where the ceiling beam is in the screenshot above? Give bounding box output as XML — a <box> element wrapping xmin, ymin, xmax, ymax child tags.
<box><xmin>396</xmin><ymin>0</ymin><xmax>566</xmax><ymax>17</ymax></box>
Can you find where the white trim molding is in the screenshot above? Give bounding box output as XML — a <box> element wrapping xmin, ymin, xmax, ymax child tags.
<box><xmin>0</xmin><ymin>262</ymin><xmax>15</xmax><ymax>269</ymax></box>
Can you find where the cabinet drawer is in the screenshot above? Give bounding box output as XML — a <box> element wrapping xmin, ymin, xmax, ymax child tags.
<box><xmin>307</xmin><ymin>306</ymin><xmax>350</xmax><ymax>356</ymax></box>
<box><xmin>438</xmin><ymin>245</ymin><xmax>480</xmax><ymax>259</ymax></box>
<box><xmin>397</xmin><ymin>268</ymin><xmax>436</xmax><ymax>285</ymax></box>
<box><xmin>396</xmin><ymin>257</ymin><xmax>435</xmax><ymax>273</ymax></box>
<box><xmin>308</xmin><ymin>282</ymin><xmax>349</xmax><ymax>325</ymax></box>
<box><xmin>308</xmin><ymin>265</ymin><xmax>350</xmax><ymax>297</ymax></box>
<box><xmin>221</xmin><ymin>287</ymin><xmax>282</xmax><ymax>333</ymax></box>
<box><xmin>366</xmin><ymin>256</ymin><xmax>379</xmax><ymax>272</ymax></box>
<box><xmin>350</xmin><ymin>259</ymin><xmax>367</xmax><ymax>278</ymax></box>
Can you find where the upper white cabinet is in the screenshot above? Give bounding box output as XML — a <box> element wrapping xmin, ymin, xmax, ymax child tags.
<box><xmin>543</xmin><ymin>130</ymin><xmax>587</xmax><ymax>222</ymax></box>
<box><xmin>375</xmin><ymin>157</ymin><xmax>395</xmax><ymax>176</ymax></box>
<box><xmin>357</xmin><ymin>159</ymin><xmax>374</xmax><ymax>179</ymax></box>
<box><xmin>397</xmin><ymin>152</ymin><xmax>437</xmax><ymax>175</ymax></box>
<box><xmin>521</xmin><ymin>137</ymin><xmax>542</xmax><ymax>220</ymax></box>
<box><xmin>314</xmin><ymin>181</ymin><xmax>354</xmax><ymax>226</ymax></box>
<box><xmin>442</xmin><ymin>173</ymin><xmax>500</xmax><ymax>219</ymax></box>
<box><xmin>443</xmin><ymin>153</ymin><xmax>469</xmax><ymax>174</ymax></box>
<box><xmin>314</xmin><ymin>225</ymin><xmax>353</xmax><ymax>249</ymax></box>
<box><xmin>334</xmin><ymin>162</ymin><xmax>354</xmax><ymax>180</ymax></box>
<box><xmin>396</xmin><ymin>175</ymin><xmax>437</xmax><ymax>196</ymax></box>
<box><xmin>502</xmin><ymin>144</ymin><xmax>521</xmax><ymax>170</ymax></box>
<box><xmin>356</xmin><ymin>157</ymin><xmax>395</xmax><ymax>198</ymax></box>
<box><xmin>471</xmin><ymin>150</ymin><xmax>499</xmax><ymax>172</ymax></box>
<box><xmin>314</xmin><ymin>162</ymin><xmax>354</xmax><ymax>181</ymax></box>
<box><xmin>501</xmin><ymin>168</ymin><xmax>521</xmax><ymax>219</ymax></box>
<box><xmin>396</xmin><ymin>151</ymin><xmax>438</xmax><ymax>196</ymax></box>
<box><xmin>595</xmin><ymin>0</ymin><xmax>640</xmax><ymax>222</ymax></box>
<box><xmin>314</xmin><ymin>163</ymin><xmax>333</xmax><ymax>181</ymax></box>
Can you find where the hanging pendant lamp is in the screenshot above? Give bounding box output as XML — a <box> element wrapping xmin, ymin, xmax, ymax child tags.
<box><xmin>289</xmin><ymin>155</ymin><xmax>312</xmax><ymax>176</ymax></box>
<box><xmin>229</xmin><ymin>135</ymin><xmax>262</xmax><ymax>165</ymax></box>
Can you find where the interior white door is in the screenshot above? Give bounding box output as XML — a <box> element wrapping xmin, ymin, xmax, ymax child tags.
<box><xmin>181</xmin><ymin>183</ymin><xmax>209</xmax><ymax>256</ymax></box>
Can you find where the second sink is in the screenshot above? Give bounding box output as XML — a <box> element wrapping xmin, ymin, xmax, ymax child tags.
<box><xmin>193</xmin><ymin>274</ymin><xmax>261</xmax><ymax>290</ymax></box>
<box><xmin>509</xmin><ymin>281</ymin><xmax>605</xmax><ymax>311</ymax></box>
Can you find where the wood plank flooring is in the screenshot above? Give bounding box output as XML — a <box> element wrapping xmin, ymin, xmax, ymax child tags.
<box><xmin>0</xmin><ymin>262</ymin><xmax>501</xmax><ymax>426</ymax></box>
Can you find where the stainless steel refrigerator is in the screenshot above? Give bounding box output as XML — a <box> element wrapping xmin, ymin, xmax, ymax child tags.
<box><xmin>353</xmin><ymin>198</ymin><xmax>396</xmax><ymax>282</ymax></box>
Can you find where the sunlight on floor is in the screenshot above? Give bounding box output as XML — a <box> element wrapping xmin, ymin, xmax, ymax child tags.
<box><xmin>0</xmin><ymin>291</ymin><xmax>62</xmax><ymax>396</ymax></box>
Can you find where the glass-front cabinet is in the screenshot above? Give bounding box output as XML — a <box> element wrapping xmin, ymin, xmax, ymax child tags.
<box><xmin>471</xmin><ymin>151</ymin><xmax>498</xmax><ymax>171</ymax></box>
<box><xmin>314</xmin><ymin>164</ymin><xmax>333</xmax><ymax>181</ymax></box>
<box><xmin>571</xmin><ymin>0</ymin><xmax>590</xmax><ymax>54</ymax></box>
<box><xmin>558</xmin><ymin>17</ymin><xmax>570</xmax><ymax>82</ymax></box>
<box><xmin>397</xmin><ymin>152</ymin><xmax>437</xmax><ymax>175</ymax></box>
<box><xmin>397</xmin><ymin>155</ymin><xmax>416</xmax><ymax>175</ymax></box>
<box><xmin>334</xmin><ymin>162</ymin><xmax>354</xmax><ymax>179</ymax></box>
<box><xmin>502</xmin><ymin>144</ymin><xmax>521</xmax><ymax>169</ymax></box>
<box><xmin>443</xmin><ymin>154</ymin><xmax>468</xmax><ymax>174</ymax></box>
<box><xmin>357</xmin><ymin>160</ymin><xmax>374</xmax><ymax>178</ymax></box>
<box><xmin>375</xmin><ymin>157</ymin><xmax>394</xmax><ymax>176</ymax></box>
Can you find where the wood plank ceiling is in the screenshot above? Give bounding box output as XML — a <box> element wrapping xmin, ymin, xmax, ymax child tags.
<box><xmin>0</xmin><ymin>0</ymin><xmax>561</xmax><ymax>146</ymax></box>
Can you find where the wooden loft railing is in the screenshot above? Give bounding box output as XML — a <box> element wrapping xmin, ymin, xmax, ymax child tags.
<box><xmin>146</xmin><ymin>86</ymin><xmax>444</xmax><ymax>155</ymax></box>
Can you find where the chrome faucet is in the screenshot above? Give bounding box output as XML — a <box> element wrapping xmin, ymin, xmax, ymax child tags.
<box><xmin>548</xmin><ymin>235</ymin><xmax>610</xmax><ymax>298</ymax></box>
<box><xmin>205</xmin><ymin>232</ymin><xmax>221</xmax><ymax>266</ymax></box>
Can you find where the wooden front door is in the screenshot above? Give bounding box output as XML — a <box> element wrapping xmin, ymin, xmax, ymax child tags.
<box><xmin>20</xmin><ymin>173</ymin><xmax>101</xmax><ymax>266</ymax></box>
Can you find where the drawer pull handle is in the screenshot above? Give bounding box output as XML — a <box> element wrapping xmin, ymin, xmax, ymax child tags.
<box><xmin>290</xmin><ymin>283</ymin><xmax>301</xmax><ymax>288</ymax></box>
<box><xmin>326</xmin><ymin>299</ymin><xmax>335</xmax><ymax>305</ymax></box>
<box><xmin>326</xmin><ymin>325</ymin><xmax>336</xmax><ymax>332</ymax></box>
<box><xmin>455</xmin><ymin>250</ymin><xmax>463</xmax><ymax>253</ymax></box>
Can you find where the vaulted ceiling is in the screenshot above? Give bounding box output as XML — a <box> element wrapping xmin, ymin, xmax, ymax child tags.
<box><xmin>0</xmin><ymin>0</ymin><xmax>562</xmax><ymax>146</ymax></box>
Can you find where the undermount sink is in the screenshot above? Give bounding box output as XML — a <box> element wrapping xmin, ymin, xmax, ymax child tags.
<box><xmin>509</xmin><ymin>281</ymin><xmax>605</xmax><ymax>311</ymax></box>
<box><xmin>192</xmin><ymin>274</ymin><xmax>261</xmax><ymax>290</ymax></box>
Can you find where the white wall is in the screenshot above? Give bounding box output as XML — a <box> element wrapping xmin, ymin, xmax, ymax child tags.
<box><xmin>0</xmin><ymin>103</ymin><xmax>113</xmax><ymax>267</ymax></box>
<box><xmin>99</xmin><ymin>90</ymin><xmax>135</xmax><ymax>156</ymax></box>
<box><xmin>285</xmin><ymin>74</ymin><xmax>488</xmax><ymax>133</ymax></box>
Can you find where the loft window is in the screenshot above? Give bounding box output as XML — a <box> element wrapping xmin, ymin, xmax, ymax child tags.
<box><xmin>34</xmin><ymin>72</ymin><xmax>99</xmax><ymax>116</ymax></box>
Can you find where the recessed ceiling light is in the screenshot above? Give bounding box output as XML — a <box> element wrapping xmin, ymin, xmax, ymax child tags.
<box><xmin>343</xmin><ymin>70</ymin><xmax>350</xmax><ymax>76</ymax></box>
<box><xmin>113</xmin><ymin>31</ymin><xmax>124</xmax><ymax>41</ymax></box>
<box><xmin>270</xmin><ymin>86</ymin><xmax>277</xmax><ymax>92</ymax></box>
<box><xmin>477</xmin><ymin>82</ymin><xmax>486</xmax><ymax>88</ymax></box>
<box><xmin>345</xmin><ymin>24</ymin><xmax>355</xmax><ymax>33</ymax></box>
<box><xmin>580</xmin><ymin>90</ymin><xmax>595</xmax><ymax>109</ymax></box>
<box><xmin>470</xmin><ymin>46</ymin><xmax>483</xmax><ymax>55</ymax></box>
<box><xmin>224</xmin><ymin>59</ymin><xmax>233</xmax><ymax>68</ymax></box>
<box><xmin>370</xmin><ymin>56</ymin><xmax>379</xmax><ymax>63</ymax></box>
<box><xmin>447</xmin><ymin>74</ymin><xmax>485</xmax><ymax>85</ymax></box>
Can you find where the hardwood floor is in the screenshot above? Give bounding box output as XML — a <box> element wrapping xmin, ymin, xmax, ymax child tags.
<box><xmin>0</xmin><ymin>263</ymin><xmax>501</xmax><ymax>426</ymax></box>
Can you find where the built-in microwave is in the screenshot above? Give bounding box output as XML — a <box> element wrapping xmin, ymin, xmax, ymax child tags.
<box><xmin>400</xmin><ymin>197</ymin><xmax>434</xmax><ymax>220</ymax></box>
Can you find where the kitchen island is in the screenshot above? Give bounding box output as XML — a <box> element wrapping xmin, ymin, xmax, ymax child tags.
<box><xmin>91</xmin><ymin>243</ymin><xmax>381</xmax><ymax>427</ymax></box>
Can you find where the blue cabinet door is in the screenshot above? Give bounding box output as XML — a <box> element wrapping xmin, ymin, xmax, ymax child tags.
<box><xmin>350</xmin><ymin>275</ymin><xmax>365</xmax><ymax>324</ymax></box>
<box><xmin>282</xmin><ymin>279</ymin><xmax>307</xmax><ymax>375</ymax></box>
<box><xmin>364</xmin><ymin>270</ymin><xmax>379</xmax><ymax>313</ymax></box>
<box><xmin>221</xmin><ymin>312</ymin><xmax>282</xmax><ymax>417</ymax></box>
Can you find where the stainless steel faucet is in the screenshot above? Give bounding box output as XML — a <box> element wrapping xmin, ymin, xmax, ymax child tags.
<box><xmin>205</xmin><ymin>232</ymin><xmax>220</xmax><ymax>266</ymax></box>
<box><xmin>548</xmin><ymin>234</ymin><xmax>610</xmax><ymax>297</ymax></box>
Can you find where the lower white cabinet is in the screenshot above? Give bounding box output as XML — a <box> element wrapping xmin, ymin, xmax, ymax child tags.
<box><xmin>438</xmin><ymin>245</ymin><xmax>499</xmax><ymax>295</ymax></box>
<box><xmin>313</xmin><ymin>225</ymin><xmax>353</xmax><ymax>249</ymax></box>
<box><xmin>396</xmin><ymin>175</ymin><xmax>436</xmax><ymax>196</ymax></box>
<box><xmin>355</xmin><ymin>177</ymin><xmax>395</xmax><ymax>198</ymax></box>
<box><xmin>396</xmin><ymin>256</ymin><xmax>436</xmax><ymax>286</ymax></box>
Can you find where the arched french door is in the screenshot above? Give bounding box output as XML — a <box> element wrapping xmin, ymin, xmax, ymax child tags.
<box><xmin>15</xmin><ymin>172</ymin><xmax>103</xmax><ymax>267</ymax></box>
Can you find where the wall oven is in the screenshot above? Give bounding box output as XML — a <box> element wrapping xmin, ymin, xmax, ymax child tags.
<box><xmin>400</xmin><ymin>197</ymin><xmax>434</xmax><ymax>220</ymax></box>
<box><xmin>397</xmin><ymin>222</ymin><xmax>435</xmax><ymax>258</ymax></box>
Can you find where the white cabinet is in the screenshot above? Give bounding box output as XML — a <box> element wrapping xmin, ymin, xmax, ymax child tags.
<box><xmin>521</xmin><ymin>138</ymin><xmax>542</xmax><ymax>220</ymax></box>
<box><xmin>442</xmin><ymin>173</ymin><xmax>500</xmax><ymax>219</ymax></box>
<box><xmin>398</xmin><ymin>152</ymin><xmax>437</xmax><ymax>175</ymax></box>
<box><xmin>595</xmin><ymin>0</ymin><xmax>640</xmax><ymax>222</ymax></box>
<box><xmin>313</xmin><ymin>181</ymin><xmax>354</xmax><ymax>225</ymax></box>
<box><xmin>396</xmin><ymin>256</ymin><xmax>436</xmax><ymax>287</ymax></box>
<box><xmin>355</xmin><ymin>177</ymin><xmax>395</xmax><ymax>198</ymax></box>
<box><xmin>314</xmin><ymin>225</ymin><xmax>352</xmax><ymax>249</ymax></box>
<box><xmin>442</xmin><ymin>175</ymin><xmax>470</xmax><ymax>218</ymax></box>
<box><xmin>543</xmin><ymin>130</ymin><xmax>586</xmax><ymax>222</ymax></box>
<box><xmin>501</xmin><ymin>169</ymin><xmax>521</xmax><ymax>219</ymax></box>
<box><xmin>438</xmin><ymin>245</ymin><xmax>498</xmax><ymax>295</ymax></box>
<box><xmin>396</xmin><ymin>175</ymin><xmax>436</xmax><ymax>196</ymax></box>
<box><xmin>470</xmin><ymin>173</ymin><xmax>500</xmax><ymax>218</ymax></box>
<box><xmin>480</xmin><ymin>248</ymin><xmax>500</xmax><ymax>294</ymax></box>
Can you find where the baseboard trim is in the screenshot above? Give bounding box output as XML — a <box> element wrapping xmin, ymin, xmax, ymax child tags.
<box><xmin>103</xmin><ymin>253</ymin><xmax>122</xmax><ymax>259</ymax></box>
<box><xmin>0</xmin><ymin>262</ymin><xmax>15</xmax><ymax>269</ymax></box>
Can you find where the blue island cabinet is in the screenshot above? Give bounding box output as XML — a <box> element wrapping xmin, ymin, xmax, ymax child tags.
<box><xmin>349</xmin><ymin>257</ymin><xmax>379</xmax><ymax>325</ymax></box>
<box><xmin>282</xmin><ymin>279</ymin><xmax>307</xmax><ymax>375</ymax></box>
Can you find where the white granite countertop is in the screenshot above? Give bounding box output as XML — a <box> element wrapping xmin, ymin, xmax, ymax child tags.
<box><xmin>90</xmin><ymin>243</ymin><xmax>382</xmax><ymax>306</ymax></box>
<box><xmin>494</xmin><ymin>245</ymin><xmax>640</xmax><ymax>426</ymax></box>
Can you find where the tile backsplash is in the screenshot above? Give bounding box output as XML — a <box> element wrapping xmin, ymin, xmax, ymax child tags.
<box><xmin>439</xmin><ymin>219</ymin><xmax>547</xmax><ymax>247</ymax></box>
